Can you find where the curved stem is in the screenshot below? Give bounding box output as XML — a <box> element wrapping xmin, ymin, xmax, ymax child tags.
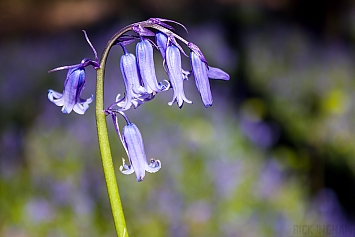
<box><xmin>95</xmin><ymin>21</ymin><xmax>177</xmax><ymax>237</ymax></box>
<box><xmin>95</xmin><ymin>24</ymin><xmax>132</xmax><ymax>237</ymax></box>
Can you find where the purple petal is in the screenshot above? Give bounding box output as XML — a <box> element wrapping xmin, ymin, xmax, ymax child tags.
<box><xmin>191</xmin><ymin>51</ymin><xmax>212</xmax><ymax>107</ymax></box>
<box><xmin>136</xmin><ymin>39</ymin><xmax>162</xmax><ymax>93</ymax></box>
<box><xmin>166</xmin><ymin>45</ymin><xmax>192</xmax><ymax>108</ymax></box>
<box><xmin>156</xmin><ymin>32</ymin><xmax>168</xmax><ymax>59</ymax></box>
<box><xmin>48</xmin><ymin>67</ymin><xmax>92</xmax><ymax>115</ymax></box>
<box><xmin>122</xmin><ymin>123</ymin><xmax>148</xmax><ymax>182</ymax></box>
<box><xmin>207</xmin><ymin>66</ymin><xmax>230</xmax><ymax>80</ymax></box>
<box><xmin>120</xmin><ymin>158</ymin><xmax>134</xmax><ymax>175</ymax></box>
<box><xmin>182</xmin><ymin>69</ymin><xmax>191</xmax><ymax>80</ymax></box>
<box><xmin>73</xmin><ymin>95</ymin><xmax>93</xmax><ymax>114</ymax></box>
<box><xmin>146</xmin><ymin>159</ymin><xmax>161</xmax><ymax>173</ymax></box>
<box><xmin>48</xmin><ymin>90</ymin><xmax>64</xmax><ymax>106</ymax></box>
<box><xmin>60</xmin><ymin>68</ymin><xmax>86</xmax><ymax>114</ymax></box>
<box><xmin>120</xmin><ymin>53</ymin><xmax>145</xmax><ymax>110</ymax></box>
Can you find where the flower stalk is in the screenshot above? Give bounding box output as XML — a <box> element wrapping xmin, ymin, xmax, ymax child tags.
<box><xmin>94</xmin><ymin>21</ymin><xmax>187</xmax><ymax>235</ymax></box>
<box><xmin>95</xmin><ymin>25</ymin><xmax>132</xmax><ymax>237</ymax></box>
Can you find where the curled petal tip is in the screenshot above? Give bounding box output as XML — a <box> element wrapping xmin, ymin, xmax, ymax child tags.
<box><xmin>116</xmin><ymin>122</ymin><xmax>161</xmax><ymax>181</ymax></box>
<box><xmin>119</xmin><ymin>158</ymin><xmax>135</xmax><ymax>175</ymax></box>
<box><xmin>146</xmin><ymin>159</ymin><xmax>161</xmax><ymax>173</ymax></box>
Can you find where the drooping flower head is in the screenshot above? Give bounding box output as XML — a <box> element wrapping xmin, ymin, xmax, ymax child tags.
<box><xmin>109</xmin><ymin>111</ymin><xmax>161</xmax><ymax>182</ymax></box>
<box><xmin>48</xmin><ymin>30</ymin><xmax>99</xmax><ymax>114</ymax></box>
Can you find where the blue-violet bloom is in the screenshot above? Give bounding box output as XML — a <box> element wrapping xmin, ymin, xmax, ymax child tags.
<box><xmin>189</xmin><ymin>42</ymin><xmax>230</xmax><ymax>107</ymax></box>
<box><xmin>136</xmin><ymin>38</ymin><xmax>167</xmax><ymax>93</ymax></box>
<box><xmin>166</xmin><ymin>44</ymin><xmax>192</xmax><ymax>108</ymax></box>
<box><xmin>48</xmin><ymin>61</ymin><xmax>94</xmax><ymax>114</ymax></box>
<box><xmin>156</xmin><ymin>32</ymin><xmax>168</xmax><ymax>59</ymax></box>
<box><xmin>48</xmin><ymin>30</ymin><xmax>99</xmax><ymax>114</ymax></box>
<box><xmin>113</xmin><ymin>113</ymin><xmax>161</xmax><ymax>182</ymax></box>
<box><xmin>119</xmin><ymin>52</ymin><xmax>148</xmax><ymax>110</ymax></box>
<box><xmin>156</xmin><ymin>32</ymin><xmax>190</xmax><ymax>80</ymax></box>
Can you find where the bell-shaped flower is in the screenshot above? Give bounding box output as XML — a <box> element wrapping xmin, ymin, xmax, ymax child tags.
<box><xmin>119</xmin><ymin>52</ymin><xmax>148</xmax><ymax>110</ymax></box>
<box><xmin>166</xmin><ymin>44</ymin><xmax>192</xmax><ymax>108</ymax></box>
<box><xmin>156</xmin><ymin>32</ymin><xmax>190</xmax><ymax>80</ymax></box>
<box><xmin>189</xmin><ymin>42</ymin><xmax>230</xmax><ymax>107</ymax></box>
<box><xmin>48</xmin><ymin>61</ymin><xmax>94</xmax><ymax>114</ymax></box>
<box><xmin>190</xmin><ymin>51</ymin><xmax>212</xmax><ymax>107</ymax></box>
<box><xmin>47</xmin><ymin>30</ymin><xmax>99</xmax><ymax>114</ymax></box>
<box><xmin>111</xmin><ymin>112</ymin><xmax>161</xmax><ymax>182</ymax></box>
<box><xmin>136</xmin><ymin>38</ymin><xmax>167</xmax><ymax>93</ymax></box>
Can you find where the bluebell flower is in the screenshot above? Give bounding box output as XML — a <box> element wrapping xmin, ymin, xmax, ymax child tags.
<box><xmin>48</xmin><ymin>61</ymin><xmax>94</xmax><ymax>114</ymax></box>
<box><xmin>156</xmin><ymin>32</ymin><xmax>190</xmax><ymax>80</ymax></box>
<box><xmin>188</xmin><ymin>42</ymin><xmax>230</xmax><ymax>107</ymax></box>
<box><xmin>166</xmin><ymin>44</ymin><xmax>192</xmax><ymax>108</ymax></box>
<box><xmin>136</xmin><ymin>38</ymin><xmax>168</xmax><ymax>93</ymax></box>
<box><xmin>111</xmin><ymin>112</ymin><xmax>161</xmax><ymax>182</ymax></box>
<box><xmin>118</xmin><ymin>51</ymin><xmax>149</xmax><ymax>110</ymax></box>
<box><xmin>48</xmin><ymin>30</ymin><xmax>99</xmax><ymax>114</ymax></box>
<box><xmin>190</xmin><ymin>51</ymin><xmax>213</xmax><ymax>107</ymax></box>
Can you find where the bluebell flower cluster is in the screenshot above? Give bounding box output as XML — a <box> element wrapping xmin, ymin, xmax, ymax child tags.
<box><xmin>48</xmin><ymin>19</ymin><xmax>229</xmax><ymax>181</ymax></box>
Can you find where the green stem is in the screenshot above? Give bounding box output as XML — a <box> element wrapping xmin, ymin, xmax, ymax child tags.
<box><xmin>95</xmin><ymin>25</ymin><xmax>132</xmax><ymax>237</ymax></box>
<box><xmin>95</xmin><ymin>21</ymin><xmax>177</xmax><ymax>237</ymax></box>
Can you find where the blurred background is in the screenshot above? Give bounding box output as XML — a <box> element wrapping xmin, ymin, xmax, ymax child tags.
<box><xmin>1</xmin><ymin>0</ymin><xmax>355</xmax><ymax>236</ymax></box>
